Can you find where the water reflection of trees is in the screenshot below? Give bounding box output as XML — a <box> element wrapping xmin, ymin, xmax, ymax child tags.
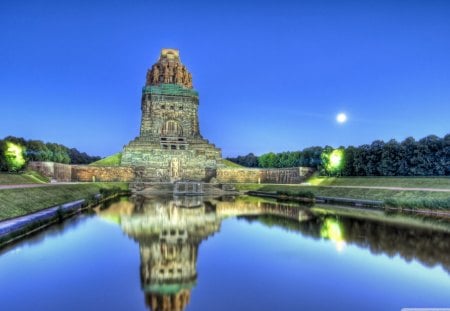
<box><xmin>107</xmin><ymin>196</ymin><xmax>450</xmax><ymax>310</ymax></box>
<box><xmin>245</xmin><ymin>213</ymin><xmax>450</xmax><ymax>273</ymax></box>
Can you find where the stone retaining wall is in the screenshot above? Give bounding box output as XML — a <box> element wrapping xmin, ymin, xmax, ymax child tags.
<box><xmin>72</xmin><ymin>166</ymin><xmax>134</xmax><ymax>182</ymax></box>
<box><xmin>29</xmin><ymin>161</ymin><xmax>313</xmax><ymax>184</ymax></box>
<box><xmin>216</xmin><ymin>167</ymin><xmax>314</xmax><ymax>184</ymax></box>
<box><xmin>28</xmin><ymin>162</ymin><xmax>134</xmax><ymax>182</ymax></box>
<box><xmin>28</xmin><ymin>162</ymin><xmax>72</xmax><ymax>182</ymax></box>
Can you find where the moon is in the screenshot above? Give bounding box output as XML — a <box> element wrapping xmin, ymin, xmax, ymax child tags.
<box><xmin>336</xmin><ymin>113</ymin><xmax>347</xmax><ymax>124</ymax></box>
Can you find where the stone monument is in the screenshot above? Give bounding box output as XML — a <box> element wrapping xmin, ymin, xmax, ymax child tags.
<box><xmin>121</xmin><ymin>49</ymin><xmax>222</xmax><ymax>181</ymax></box>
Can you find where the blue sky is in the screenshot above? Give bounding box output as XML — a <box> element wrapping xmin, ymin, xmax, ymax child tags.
<box><xmin>1</xmin><ymin>0</ymin><xmax>449</xmax><ymax>157</ymax></box>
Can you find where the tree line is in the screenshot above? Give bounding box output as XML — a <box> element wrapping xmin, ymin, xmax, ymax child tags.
<box><xmin>227</xmin><ymin>134</ymin><xmax>450</xmax><ymax>176</ymax></box>
<box><xmin>0</xmin><ymin>136</ymin><xmax>101</xmax><ymax>172</ymax></box>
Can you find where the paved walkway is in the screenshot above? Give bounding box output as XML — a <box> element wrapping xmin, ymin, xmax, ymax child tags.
<box><xmin>0</xmin><ymin>182</ymin><xmax>80</xmax><ymax>190</ymax></box>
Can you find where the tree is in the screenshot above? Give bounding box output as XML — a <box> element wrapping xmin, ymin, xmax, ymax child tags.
<box><xmin>46</xmin><ymin>143</ymin><xmax>70</xmax><ymax>163</ymax></box>
<box><xmin>379</xmin><ymin>139</ymin><xmax>400</xmax><ymax>176</ymax></box>
<box><xmin>342</xmin><ymin>146</ymin><xmax>355</xmax><ymax>176</ymax></box>
<box><xmin>2</xmin><ymin>140</ymin><xmax>26</xmax><ymax>172</ymax></box>
<box><xmin>258</xmin><ymin>152</ymin><xmax>277</xmax><ymax>168</ymax></box>
<box><xmin>26</xmin><ymin>140</ymin><xmax>52</xmax><ymax>161</ymax></box>
<box><xmin>321</xmin><ymin>146</ymin><xmax>344</xmax><ymax>176</ymax></box>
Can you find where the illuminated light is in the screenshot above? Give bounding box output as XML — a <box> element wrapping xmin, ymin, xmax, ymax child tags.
<box><xmin>329</xmin><ymin>150</ymin><xmax>342</xmax><ymax>168</ymax></box>
<box><xmin>336</xmin><ymin>113</ymin><xmax>347</xmax><ymax>124</ymax></box>
<box><xmin>326</xmin><ymin>149</ymin><xmax>344</xmax><ymax>171</ymax></box>
<box><xmin>5</xmin><ymin>141</ymin><xmax>26</xmax><ymax>171</ymax></box>
<box><xmin>320</xmin><ymin>218</ymin><xmax>346</xmax><ymax>252</ymax></box>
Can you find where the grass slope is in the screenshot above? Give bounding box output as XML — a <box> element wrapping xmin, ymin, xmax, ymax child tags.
<box><xmin>0</xmin><ymin>171</ymin><xmax>49</xmax><ymax>185</ymax></box>
<box><xmin>308</xmin><ymin>176</ymin><xmax>450</xmax><ymax>189</ymax></box>
<box><xmin>0</xmin><ymin>182</ymin><xmax>128</xmax><ymax>221</ymax></box>
<box><xmin>89</xmin><ymin>153</ymin><xmax>122</xmax><ymax>166</ymax></box>
<box><xmin>235</xmin><ymin>183</ymin><xmax>450</xmax><ymax>210</ymax></box>
<box><xmin>220</xmin><ymin>159</ymin><xmax>244</xmax><ymax>168</ymax></box>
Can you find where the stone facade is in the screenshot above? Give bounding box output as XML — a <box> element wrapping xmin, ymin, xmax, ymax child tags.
<box><xmin>28</xmin><ymin>161</ymin><xmax>134</xmax><ymax>182</ymax></box>
<box><xmin>72</xmin><ymin>166</ymin><xmax>134</xmax><ymax>182</ymax></box>
<box><xmin>121</xmin><ymin>49</ymin><xmax>222</xmax><ymax>181</ymax></box>
<box><xmin>216</xmin><ymin>167</ymin><xmax>315</xmax><ymax>184</ymax></box>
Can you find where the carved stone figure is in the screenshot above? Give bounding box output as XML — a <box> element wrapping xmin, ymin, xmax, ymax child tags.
<box><xmin>163</xmin><ymin>63</ymin><xmax>170</xmax><ymax>83</ymax></box>
<box><xmin>168</xmin><ymin>64</ymin><xmax>174</xmax><ymax>83</ymax></box>
<box><xmin>170</xmin><ymin>158</ymin><xmax>181</xmax><ymax>179</ymax></box>
<box><xmin>175</xmin><ymin>65</ymin><xmax>183</xmax><ymax>84</ymax></box>
<box><xmin>183</xmin><ymin>70</ymin><xmax>189</xmax><ymax>86</ymax></box>
<box><xmin>152</xmin><ymin>66</ymin><xmax>160</xmax><ymax>84</ymax></box>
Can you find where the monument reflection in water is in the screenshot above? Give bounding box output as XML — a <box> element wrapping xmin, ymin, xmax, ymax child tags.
<box><xmin>121</xmin><ymin>197</ymin><xmax>219</xmax><ymax>311</ymax></box>
<box><xmin>109</xmin><ymin>196</ymin><xmax>313</xmax><ymax>311</ymax></box>
<box><xmin>99</xmin><ymin>196</ymin><xmax>450</xmax><ymax>311</ymax></box>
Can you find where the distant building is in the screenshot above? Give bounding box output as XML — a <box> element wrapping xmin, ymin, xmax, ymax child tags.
<box><xmin>121</xmin><ymin>49</ymin><xmax>222</xmax><ymax>181</ymax></box>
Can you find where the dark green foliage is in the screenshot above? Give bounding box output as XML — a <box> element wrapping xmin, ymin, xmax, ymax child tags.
<box><xmin>226</xmin><ymin>153</ymin><xmax>259</xmax><ymax>167</ymax></box>
<box><xmin>0</xmin><ymin>136</ymin><xmax>101</xmax><ymax>171</ymax></box>
<box><xmin>227</xmin><ymin>147</ymin><xmax>324</xmax><ymax>169</ymax></box>
<box><xmin>349</xmin><ymin>135</ymin><xmax>450</xmax><ymax>176</ymax></box>
<box><xmin>68</xmin><ymin>148</ymin><xmax>101</xmax><ymax>164</ymax></box>
<box><xmin>0</xmin><ymin>140</ymin><xmax>8</xmax><ymax>171</ymax></box>
<box><xmin>228</xmin><ymin>133</ymin><xmax>450</xmax><ymax>176</ymax></box>
<box><xmin>276</xmin><ymin>190</ymin><xmax>315</xmax><ymax>199</ymax></box>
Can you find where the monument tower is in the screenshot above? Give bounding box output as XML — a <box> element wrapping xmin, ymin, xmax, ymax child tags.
<box><xmin>121</xmin><ymin>49</ymin><xmax>222</xmax><ymax>181</ymax></box>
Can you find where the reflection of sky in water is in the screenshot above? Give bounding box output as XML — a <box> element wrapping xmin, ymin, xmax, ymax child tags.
<box><xmin>196</xmin><ymin>218</ymin><xmax>450</xmax><ymax>311</ymax></box>
<box><xmin>0</xmin><ymin>198</ymin><xmax>449</xmax><ymax>311</ymax></box>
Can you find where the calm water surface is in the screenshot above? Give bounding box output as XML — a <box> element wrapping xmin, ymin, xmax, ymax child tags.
<box><xmin>1</xmin><ymin>196</ymin><xmax>450</xmax><ymax>311</ymax></box>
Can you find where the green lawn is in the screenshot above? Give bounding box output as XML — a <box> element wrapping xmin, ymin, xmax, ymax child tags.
<box><xmin>235</xmin><ymin>183</ymin><xmax>450</xmax><ymax>210</ymax></box>
<box><xmin>307</xmin><ymin>176</ymin><xmax>450</xmax><ymax>189</ymax></box>
<box><xmin>0</xmin><ymin>171</ymin><xmax>49</xmax><ymax>185</ymax></box>
<box><xmin>89</xmin><ymin>153</ymin><xmax>122</xmax><ymax>166</ymax></box>
<box><xmin>0</xmin><ymin>182</ymin><xmax>128</xmax><ymax>221</ymax></box>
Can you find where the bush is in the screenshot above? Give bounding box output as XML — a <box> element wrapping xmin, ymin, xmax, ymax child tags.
<box><xmin>276</xmin><ymin>190</ymin><xmax>315</xmax><ymax>199</ymax></box>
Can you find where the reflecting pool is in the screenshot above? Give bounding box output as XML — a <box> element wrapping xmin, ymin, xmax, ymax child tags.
<box><xmin>1</xmin><ymin>196</ymin><xmax>450</xmax><ymax>311</ymax></box>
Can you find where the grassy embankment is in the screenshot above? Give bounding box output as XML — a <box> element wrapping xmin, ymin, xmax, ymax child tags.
<box><xmin>236</xmin><ymin>177</ymin><xmax>450</xmax><ymax>210</ymax></box>
<box><xmin>0</xmin><ymin>182</ymin><xmax>129</xmax><ymax>221</ymax></box>
<box><xmin>89</xmin><ymin>152</ymin><xmax>122</xmax><ymax>166</ymax></box>
<box><xmin>307</xmin><ymin>176</ymin><xmax>450</xmax><ymax>189</ymax></box>
<box><xmin>0</xmin><ymin>171</ymin><xmax>49</xmax><ymax>185</ymax></box>
<box><xmin>220</xmin><ymin>159</ymin><xmax>243</xmax><ymax>168</ymax></box>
